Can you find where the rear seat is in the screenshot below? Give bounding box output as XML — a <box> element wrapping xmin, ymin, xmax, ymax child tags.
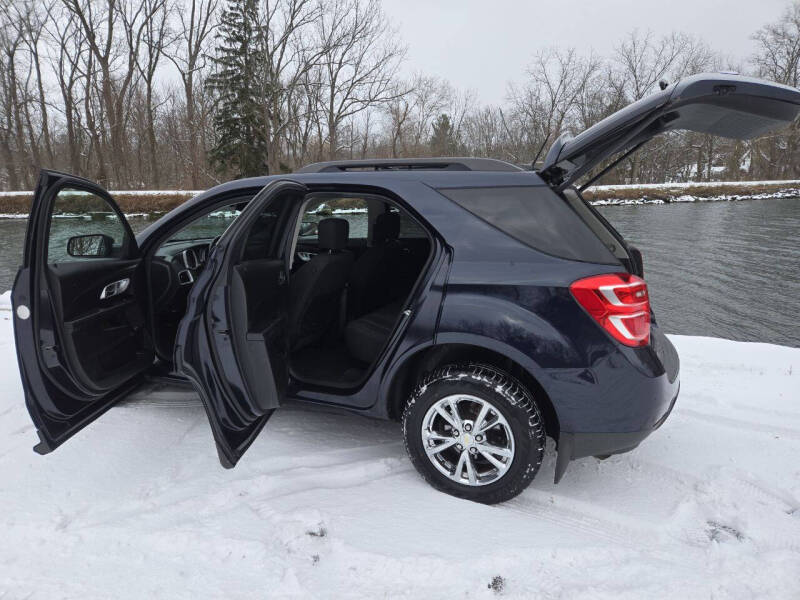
<box><xmin>344</xmin><ymin>301</ymin><xmax>403</xmax><ymax>364</ymax></box>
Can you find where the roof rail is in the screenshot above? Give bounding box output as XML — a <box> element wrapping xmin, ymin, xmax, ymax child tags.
<box><xmin>295</xmin><ymin>157</ymin><xmax>523</xmax><ymax>173</ymax></box>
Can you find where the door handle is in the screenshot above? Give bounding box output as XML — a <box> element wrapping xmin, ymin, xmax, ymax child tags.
<box><xmin>100</xmin><ymin>278</ymin><xmax>130</xmax><ymax>299</ymax></box>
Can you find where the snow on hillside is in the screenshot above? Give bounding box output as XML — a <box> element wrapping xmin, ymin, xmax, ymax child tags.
<box><xmin>0</xmin><ymin>305</ymin><xmax>798</xmax><ymax>598</ymax></box>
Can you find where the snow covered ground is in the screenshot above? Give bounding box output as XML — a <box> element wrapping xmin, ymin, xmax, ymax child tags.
<box><xmin>0</xmin><ymin>298</ymin><xmax>798</xmax><ymax>598</ymax></box>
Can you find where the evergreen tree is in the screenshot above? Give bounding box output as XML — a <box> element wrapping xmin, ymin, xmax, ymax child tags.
<box><xmin>206</xmin><ymin>0</ymin><xmax>268</xmax><ymax>178</ymax></box>
<box><xmin>430</xmin><ymin>114</ymin><xmax>457</xmax><ymax>156</ymax></box>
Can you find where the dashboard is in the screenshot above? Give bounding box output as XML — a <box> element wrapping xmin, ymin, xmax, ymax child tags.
<box><xmin>152</xmin><ymin>239</ymin><xmax>214</xmax><ymax>302</ymax></box>
<box><xmin>148</xmin><ymin>238</ymin><xmax>216</xmax><ymax>358</ymax></box>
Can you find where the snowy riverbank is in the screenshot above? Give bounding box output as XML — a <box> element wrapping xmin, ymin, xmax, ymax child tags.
<box><xmin>1</xmin><ymin>180</ymin><xmax>799</xmax><ymax>216</ymax></box>
<box><xmin>0</xmin><ymin>301</ymin><xmax>798</xmax><ymax>598</ymax></box>
<box><xmin>584</xmin><ymin>180</ymin><xmax>800</xmax><ymax>205</ymax></box>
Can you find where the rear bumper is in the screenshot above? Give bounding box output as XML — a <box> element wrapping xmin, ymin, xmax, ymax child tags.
<box><xmin>554</xmin><ymin>381</ymin><xmax>679</xmax><ymax>483</ymax></box>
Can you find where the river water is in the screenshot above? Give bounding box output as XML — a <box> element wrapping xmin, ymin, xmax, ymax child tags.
<box><xmin>1</xmin><ymin>197</ymin><xmax>797</xmax><ymax>347</ymax></box>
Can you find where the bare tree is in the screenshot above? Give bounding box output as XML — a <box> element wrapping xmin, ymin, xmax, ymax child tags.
<box><xmin>0</xmin><ymin>4</ymin><xmax>28</xmax><ymax>188</ymax></box>
<box><xmin>610</xmin><ymin>30</ymin><xmax>695</xmax><ymax>101</ymax></box>
<box><xmin>0</xmin><ymin>0</ymin><xmax>795</xmax><ymax>192</ymax></box>
<box><xmin>605</xmin><ymin>30</ymin><xmax>717</xmax><ymax>182</ymax></box>
<box><xmin>385</xmin><ymin>80</ymin><xmax>411</xmax><ymax>157</ymax></box>
<box><xmin>49</xmin><ymin>9</ymin><xmax>85</xmax><ymax>174</ymax></box>
<box><xmin>508</xmin><ymin>47</ymin><xmax>601</xmax><ymax>164</ymax></box>
<box><xmin>284</xmin><ymin>64</ymin><xmax>322</xmax><ymax>165</ymax></box>
<box><xmin>750</xmin><ymin>1</ymin><xmax>800</xmax><ymax>178</ymax></box>
<box><xmin>13</xmin><ymin>0</ymin><xmax>56</xmax><ymax>167</ymax></box>
<box><xmin>164</xmin><ymin>0</ymin><xmax>218</xmax><ymax>187</ymax></box>
<box><xmin>135</xmin><ymin>0</ymin><xmax>169</xmax><ymax>187</ymax></box>
<box><xmin>406</xmin><ymin>74</ymin><xmax>451</xmax><ymax>155</ymax></box>
<box><xmin>257</xmin><ymin>0</ymin><xmax>320</xmax><ymax>173</ymax></box>
<box><xmin>314</xmin><ymin>0</ymin><xmax>406</xmax><ymax>159</ymax></box>
<box><xmin>62</xmin><ymin>0</ymin><xmax>157</xmax><ymax>186</ymax></box>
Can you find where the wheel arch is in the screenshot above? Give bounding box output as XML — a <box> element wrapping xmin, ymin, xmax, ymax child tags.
<box><xmin>384</xmin><ymin>338</ymin><xmax>561</xmax><ymax>442</ymax></box>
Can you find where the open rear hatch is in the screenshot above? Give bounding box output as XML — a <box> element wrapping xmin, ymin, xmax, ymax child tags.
<box><xmin>539</xmin><ymin>73</ymin><xmax>800</xmax><ymax>189</ymax></box>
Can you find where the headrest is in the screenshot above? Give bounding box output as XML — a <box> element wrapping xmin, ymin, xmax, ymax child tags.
<box><xmin>373</xmin><ymin>212</ymin><xmax>400</xmax><ymax>245</ymax></box>
<box><xmin>318</xmin><ymin>217</ymin><xmax>349</xmax><ymax>250</ymax></box>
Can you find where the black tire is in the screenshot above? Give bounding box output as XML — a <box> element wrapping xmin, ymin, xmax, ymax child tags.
<box><xmin>402</xmin><ymin>363</ymin><xmax>546</xmax><ymax>504</ymax></box>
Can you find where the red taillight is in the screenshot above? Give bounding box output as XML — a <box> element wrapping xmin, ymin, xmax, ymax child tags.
<box><xmin>570</xmin><ymin>273</ymin><xmax>651</xmax><ymax>347</ymax></box>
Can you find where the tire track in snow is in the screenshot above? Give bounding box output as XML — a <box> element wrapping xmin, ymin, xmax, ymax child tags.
<box><xmin>677</xmin><ymin>408</ymin><xmax>800</xmax><ymax>440</ymax></box>
<box><xmin>503</xmin><ymin>491</ymin><xmax>702</xmax><ymax>573</ymax></box>
<box><xmin>504</xmin><ymin>493</ymin><xmax>646</xmax><ymax>546</ymax></box>
<box><xmin>600</xmin><ymin>454</ymin><xmax>800</xmax><ymax>552</ymax></box>
<box><xmin>74</xmin><ymin>444</ymin><xmax>411</xmax><ymax>531</ymax></box>
<box><xmin>697</xmin><ymin>468</ymin><xmax>800</xmax><ymax>553</ymax></box>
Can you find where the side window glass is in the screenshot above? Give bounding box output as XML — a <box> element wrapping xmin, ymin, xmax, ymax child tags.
<box><xmin>166</xmin><ymin>201</ymin><xmax>247</xmax><ymax>243</ymax></box>
<box><xmin>47</xmin><ymin>188</ymin><xmax>128</xmax><ymax>263</ymax></box>
<box><xmin>299</xmin><ymin>197</ymin><xmax>368</xmax><ymax>242</ymax></box>
<box><xmin>241</xmin><ymin>206</ymin><xmax>286</xmax><ymax>260</ymax></box>
<box><xmin>388</xmin><ymin>205</ymin><xmax>426</xmax><ymax>238</ymax></box>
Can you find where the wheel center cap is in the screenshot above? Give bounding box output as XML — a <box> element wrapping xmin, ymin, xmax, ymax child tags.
<box><xmin>462</xmin><ymin>433</ymin><xmax>472</xmax><ymax>446</ymax></box>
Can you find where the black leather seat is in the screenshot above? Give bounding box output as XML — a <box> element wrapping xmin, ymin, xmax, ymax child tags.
<box><xmin>345</xmin><ymin>301</ymin><xmax>403</xmax><ymax>364</ymax></box>
<box><xmin>289</xmin><ymin>218</ymin><xmax>353</xmax><ymax>351</ymax></box>
<box><xmin>348</xmin><ymin>212</ymin><xmax>402</xmax><ymax>318</ymax></box>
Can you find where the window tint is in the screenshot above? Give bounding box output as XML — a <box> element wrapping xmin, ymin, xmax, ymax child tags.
<box><xmin>438</xmin><ymin>186</ymin><xmax>618</xmax><ymax>264</ymax></box>
<box><xmin>241</xmin><ymin>205</ymin><xmax>291</xmax><ymax>260</ymax></box>
<box><xmin>299</xmin><ymin>196</ymin><xmax>368</xmax><ymax>241</ymax></box>
<box><xmin>167</xmin><ymin>200</ymin><xmax>248</xmax><ymax>243</ymax></box>
<box><xmin>387</xmin><ymin>205</ymin><xmax>427</xmax><ymax>238</ymax></box>
<box><xmin>562</xmin><ymin>188</ymin><xmax>630</xmax><ymax>260</ymax></box>
<box><xmin>47</xmin><ymin>188</ymin><xmax>128</xmax><ymax>263</ymax></box>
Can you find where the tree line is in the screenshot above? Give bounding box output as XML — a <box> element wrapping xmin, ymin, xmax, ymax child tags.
<box><xmin>1</xmin><ymin>0</ymin><xmax>799</xmax><ymax>191</ymax></box>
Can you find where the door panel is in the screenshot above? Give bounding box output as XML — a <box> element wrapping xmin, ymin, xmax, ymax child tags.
<box><xmin>46</xmin><ymin>259</ymin><xmax>150</xmax><ymax>390</ymax></box>
<box><xmin>12</xmin><ymin>170</ymin><xmax>153</xmax><ymax>454</ymax></box>
<box><xmin>175</xmin><ymin>179</ymin><xmax>307</xmax><ymax>468</ymax></box>
<box><xmin>233</xmin><ymin>259</ymin><xmax>289</xmax><ymax>405</ymax></box>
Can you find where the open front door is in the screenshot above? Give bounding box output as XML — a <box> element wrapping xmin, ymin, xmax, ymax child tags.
<box><xmin>13</xmin><ymin>170</ymin><xmax>154</xmax><ymax>454</ymax></box>
<box><xmin>539</xmin><ymin>73</ymin><xmax>800</xmax><ymax>188</ymax></box>
<box><xmin>175</xmin><ymin>179</ymin><xmax>307</xmax><ymax>468</ymax></box>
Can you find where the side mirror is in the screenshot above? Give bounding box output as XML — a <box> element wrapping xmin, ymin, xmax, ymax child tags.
<box><xmin>299</xmin><ymin>221</ymin><xmax>318</xmax><ymax>237</ymax></box>
<box><xmin>67</xmin><ymin>234</ymin><xmax>113</xmax><ymax>258</ymax></box>
<box><xmin>629</xmin><ymin>246</ymin><xmax>644</xmax><ymax>277</ymax></box>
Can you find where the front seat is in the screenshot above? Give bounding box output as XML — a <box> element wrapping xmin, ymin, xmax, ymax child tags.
<box><xmin>289</xmin><ymin>218</ymin><xmax>354</xmax><ymax>351</ymax></box>
<box><xmin>347</xmin><ymin>211</ymin><xmax>401</xmax><ymax>318</ymax></box>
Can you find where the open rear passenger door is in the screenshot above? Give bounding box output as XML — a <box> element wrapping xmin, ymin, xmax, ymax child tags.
<box><xmin>175</xmin><ymin>179</ymin><xmax>307</xmax><ymax>468</ymax></box>
<box><xmin>13</xmin><ymin>170</ymin><xmax>154</xmax><ymax>454</ymax></box>
<box><xmin>539</xmin><ymin>73</ymin><xmax>800</xmax><ymax>189</ymax></box>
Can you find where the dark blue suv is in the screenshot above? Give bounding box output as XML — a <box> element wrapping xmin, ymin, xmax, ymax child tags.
<box><xmin>12</xmin><ymin>74</ymin><xmax>800</xmax><ymax>502</ymax></box>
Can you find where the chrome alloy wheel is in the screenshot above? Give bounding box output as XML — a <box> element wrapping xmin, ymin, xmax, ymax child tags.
<box><xmin>420</xmin><ymin>394</ymin><xmax>515</xmax><ymax>486</ymax></box>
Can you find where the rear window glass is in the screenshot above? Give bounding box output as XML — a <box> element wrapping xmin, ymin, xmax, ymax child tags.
<box><xmin>438</xmin><ymin>186</ymin><xmax>618</xmax><ymax>264</ymax></box>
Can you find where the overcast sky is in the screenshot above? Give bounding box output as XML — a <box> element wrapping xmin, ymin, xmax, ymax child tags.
<box><xmin>381</xmin><ymin>0</ymin><xmax>789</xmax><ymax>105</ymax></box>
